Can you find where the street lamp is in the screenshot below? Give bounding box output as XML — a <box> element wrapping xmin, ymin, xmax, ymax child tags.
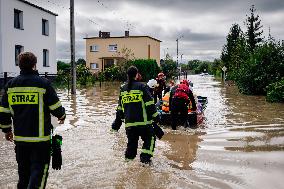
<box><xmin>176</xmin><ymin>35</ymin><xmax>183</xmax><ymax>66</ymax></box>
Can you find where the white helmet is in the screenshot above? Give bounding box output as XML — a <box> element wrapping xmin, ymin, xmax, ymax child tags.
<box><xmin>147</xmin><ymin>79</ymin><xmax>158</xmax><ymax>88</ymax></box>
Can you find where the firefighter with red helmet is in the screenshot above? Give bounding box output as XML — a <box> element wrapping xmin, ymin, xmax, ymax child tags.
<box><xmin>169</xmin><ymin>79</ymin><xmax>196</xmax><ymax>130</ymax></box>
<box><xmin>154</xmin><ymin>72</ymin><xmax>166</xmax><ymax>104</ymax></box>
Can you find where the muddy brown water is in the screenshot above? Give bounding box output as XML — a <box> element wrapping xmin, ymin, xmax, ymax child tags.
<box><xmin>1</xmin><ymin>75</ymin><xmax>284</xmax><ymax>189</ymax></box>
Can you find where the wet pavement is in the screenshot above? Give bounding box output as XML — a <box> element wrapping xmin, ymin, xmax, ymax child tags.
<box><xmin>1</xmin><ymin>75</ymin><xmax>284</xmax><ymax>189</ymax></box>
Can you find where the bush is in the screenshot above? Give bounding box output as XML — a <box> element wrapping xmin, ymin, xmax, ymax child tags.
<box><xmin>100</xmin><ymin>59</ymin><xmax>160</xmax><ymax>82</ymax></box>
<box><xmin>103</xmin><ymin>66</ymin><xmax>126</xmax><ymax>81</ymax></box>
<box><xmin>234</xmin><ymin>40</ymin><xmax>284</xmax><ymax>95</ymax></box>
<box><xmin>130</xmin><ymin>59</ymin><xmax>160</xmax><ymax>81</ymax></box>
<box><xmin>161</xmin><ymin>58</ymin><xmax>177</xmax><ymax>79</ymax></box>
<box><xmin>266</xmin><ymin>78</ymin><xmax>284</xmax><ymax>102</ymax></box>
<box><xmin>76</xmin><ymin>64</ymin><xmax>94</xmax><ymax>85</ymax></box>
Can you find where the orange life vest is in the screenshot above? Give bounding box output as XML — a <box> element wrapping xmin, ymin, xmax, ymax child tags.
<box><xmin>161</xmin><ymin>93</ymin><xmax>170</xmax><ymax>112</ymax></box>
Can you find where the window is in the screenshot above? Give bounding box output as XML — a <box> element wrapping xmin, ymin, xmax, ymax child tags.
<box><xmin>42</xmin><ymin>19</ymin><xmax>49</xmax><ymax>35</ymax></box>
<box><xmin>90</xmin><ymin>63</ymin><xmax>99</xmax><ymax>69</ymax></box>
<box><xmin>104</xmin><ymin>59</ymin><xmax>114</xmax><ymax>69</ymax></box>
<box><xmin>15</xmin><ymin>45</ymin><xmax>24</xmax><ymax>66</ymax></box>
<box><xmin>90</xmin><ymin>45</ymin><xmax>99</xmax><ymax>52</ymax></box>
<box><xmin>14</xmin><ymin>9</ymin><xmax>23</xmax><ymax>29</ymax></box>
<box><xmin>108</xmin><ymin>44</ymin><xmax>117</xmax><ymax>52</ymax></box>
<box><xmin>43</xmin><ymin>49</ymin><xmax>49</xmax><ymax>67</ymax></box>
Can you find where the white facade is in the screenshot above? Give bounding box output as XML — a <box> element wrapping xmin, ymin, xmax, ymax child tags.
<box><xmin>0</xmin><ymin>0</ymin><xmax>57</xmax><ymax>75</ymax></box>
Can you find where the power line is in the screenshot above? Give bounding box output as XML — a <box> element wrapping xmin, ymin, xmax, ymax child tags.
<box><xmin>97</xmin><ymin>0</ymin><xmax>136</xmax><ymax>31</ymax></box>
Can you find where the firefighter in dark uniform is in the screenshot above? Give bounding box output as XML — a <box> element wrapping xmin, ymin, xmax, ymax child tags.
<box><xmin>0</xmin><ymin>52</ymin><xmax>66</xmax><ymax>189</ymax></box>
<box><xmin>169</xmin><ymin>79</ymin><xmax>196</xmax><ymax>130</ymax></box>
<box><xmin>153</xmin><ymin>72</ymin><xmax>166</xmax><ymax>104</ymax></box>
<box><xmin>112</xmin><ymin>66</ymin><xmax>158</xmax><ymax>164</ymax></box>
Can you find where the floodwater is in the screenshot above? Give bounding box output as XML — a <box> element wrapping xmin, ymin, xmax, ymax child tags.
<box><xmin>1</xmin><ymin>75</ymin><xmax>284</xmax><ymax>189</ymax></box>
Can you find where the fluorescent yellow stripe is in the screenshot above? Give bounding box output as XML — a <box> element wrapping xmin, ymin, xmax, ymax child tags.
<box><xmin>14</xmin><ymin>135</ymin><xmax>50</xmax><ymax>142</ymax></box>
<box><xmin>142</xmin><ymin>136</ymin><xmax>155</xmax><ymax>156</ymax></box>
<box><xmin>0</xmin><ymin>107</ymin><xmax>11</xmax><ymax>113</ymax></box>
<box><xmin>40</xmin><ymin>164</ymin><xmax>49</xmax><ymax>189</ymax></box>
<box><xmin>120</xmin><ymin>90</ymin><xmax>143</xmax><ymax>96</ymax></box>
<box><xmin>0</xmin><ymin>124</ymin><xmax>12</xmax><ymax>129</ymax></box>
<box><xmin>125</xmin><ymin>121</ymin><xmax>152</xmax><ymax>127</ymax></box>
<box><xmin>152</xmin><ymin>112</ymin><xmax>158</xmax><ymax>118</ymax></box>
<box><xmin>9</xmin><ymin>105</ymin><xmax>14</xmax><ymax>115</ymax></box>
<box><xmin>145</xmin><ymin>100</ymin><xmax>154</xmax><ymax>106</ymax></box>
<box><xmin>7</xmin><ymin>87</ymin><xmax>46</xmax><ymax>94</ymax></box>
<box><xmin>49</xmin><ymin>101</ymin><xmax>62</xmax><ymax>111</ymax></box>
<box><xmin>39</xmin><ymin>93</ymin><xmax>44</xmax><ymax>137</ymax></box>
<box><xmin>141</xmin><ymin>99</ymin><xmax>148</xmax><ymax>123</ymax></box>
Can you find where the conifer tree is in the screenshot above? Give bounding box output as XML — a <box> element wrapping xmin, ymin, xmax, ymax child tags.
<box><xmin>245</xmin><ymin>5</ymin><xmax>263</xmax><ymax>52</ymax></box>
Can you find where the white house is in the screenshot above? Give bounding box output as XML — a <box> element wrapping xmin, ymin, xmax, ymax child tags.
<box><xmin>0</xmin><ymin>0</ymin><xmax>57</xmax><ymax>76</ymax></box>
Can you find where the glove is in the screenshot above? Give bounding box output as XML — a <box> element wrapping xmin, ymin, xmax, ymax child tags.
<box><xmin>52</xmin><ymin>135</ymin><xmax>62</xmax><ymax>170</ymax></box>
<box><xmin>153</xmin><ymin>123</ymin><xmax>164</xmax><ymax>140</ymax></box>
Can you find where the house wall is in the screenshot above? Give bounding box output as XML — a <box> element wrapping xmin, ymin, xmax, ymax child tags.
<box><xmin>0</xmin><ymin>0</ymin><xmax>3</xmax><ymax>73</ymax></box>
<box><xmin>0</xmin><ymin>0</ymin><xmax>57</xmax><ymax>75</ymax></box>
<box><xmin>86</xmin><ymin>37</ymin><xmax>160</xmax><ymax>72</ymax></box>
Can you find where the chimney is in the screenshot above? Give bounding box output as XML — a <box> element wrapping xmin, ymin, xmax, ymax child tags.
<box><xmin>125</xmin><ymin>31</ymin><xmax>129</xmax><ymax>37</ymax></box>
<box><xmin>99</xmin><ymin>31</ymin><xmax>110</xmax><ymax>38</ymax></box>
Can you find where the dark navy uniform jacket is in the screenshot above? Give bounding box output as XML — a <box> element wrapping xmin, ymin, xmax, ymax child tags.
<box><xmin>0</xmin><ymin>70</ymin><xmax>65</xmax><ymax>143</ymax></box>
<box><xmin>117</xmin><ymin>81</ymin><xmax>158</xmax><ymax>128</ymax></box>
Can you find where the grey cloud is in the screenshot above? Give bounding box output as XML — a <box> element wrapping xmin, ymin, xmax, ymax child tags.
<box><xmin>28</xmin><ymin>0</ymin><xmax>284</xmax><ymax>61</ymax></box>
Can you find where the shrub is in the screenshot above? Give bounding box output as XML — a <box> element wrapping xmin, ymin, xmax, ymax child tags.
<box><xmin>266</xmin><ymin>78</ymin><xmax>284</xmax><ymax>102</ymax></box>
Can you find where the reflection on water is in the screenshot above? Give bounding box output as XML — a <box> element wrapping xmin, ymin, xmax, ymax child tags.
<box><xmin>0</xmin><ymin>77</ymin><xmax>284</xmax><ymax>189</ymax></box>
<box><xmin>162</xmin><ymin>132</ymin><xmax>202</xmax><ymax>170</ymax></box>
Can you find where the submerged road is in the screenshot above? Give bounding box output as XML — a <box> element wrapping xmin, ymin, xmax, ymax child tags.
<box><xmin>1</xmin><ymin>75</ymin><xmax>284</xmax><ymax>189</ymax></box>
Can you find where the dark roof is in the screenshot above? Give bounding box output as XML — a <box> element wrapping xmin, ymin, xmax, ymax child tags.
<box><xmin>84</xmin><ymin>36</ymin><xmax>162</xmax><ymax>42</ymax></box>
<box><xmin>17</xmin><ymin>0</ymin><xmax>58</xmax><ymax>16</ymax></box>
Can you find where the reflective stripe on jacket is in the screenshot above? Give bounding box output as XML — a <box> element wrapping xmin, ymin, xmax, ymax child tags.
<box><xmin>0</xmin><ymin>70</ymin><xmax>65</xmax><ymax>142</ymax></box>
<box><xmin>118</xmin><ymin>81</ymin><xmax>157</xmax><ymax>127</ymax></box>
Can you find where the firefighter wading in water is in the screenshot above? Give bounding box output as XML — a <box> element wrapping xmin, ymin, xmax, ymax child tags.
<box><xmin>113</xmin><ymin>66</ymin><xmax>159</xmax><ymax>164</ymax></box>
<box><xmin>0</xmin><ymin>52</ymin><xmax>65</xmax><ymax>189</ymax></box>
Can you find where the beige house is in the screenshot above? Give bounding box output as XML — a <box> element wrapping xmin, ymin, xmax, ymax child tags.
<box><xmin>84</xmin><ymin>31</ymin><xmax>161</xmax><ymax>72</ymax></box>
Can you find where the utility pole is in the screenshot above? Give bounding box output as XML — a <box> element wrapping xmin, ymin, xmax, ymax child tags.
<box><xmin>70</xmin><ymin>0</ymin><xmax>76</xmax><ymax>94</ymax></box>
<box><xmin>176</xmin><ymin>38</ymin><xmax>179</xmax><ymax>66</ymax></box>
<box><xmin>176</xmin><ymin>35</ymin><xmax>183</xmax><ymax>66</ymax></box>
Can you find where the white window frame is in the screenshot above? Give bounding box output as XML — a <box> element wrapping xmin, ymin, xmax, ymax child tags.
<box><xmin>90</xmin><ymin>45</ymin><xmax>99</xmax><ymax>52</ymax></box>
<box><xmin>14</xmin><ymin>9</ymin><xmax>23</xmax><ymax>30</ymax></box>
<box><xmin>108</xmin><ymin>44</ymin><xmax>117</xmax><ymax>52</ymax></box>
<box><xmin>42</xmin><ymin>19</ymin><xmax>49</xmax><ymax>36</ymax></box>
<box><xmin>90</xmin><ymin>63</ymin><xmax>99</xmax><ymax>69</ymax></box>
<box><xmin>15</xmin><ymin>45</ymin><xmax>24</xmax><ymax>66</ymax></box>
<box><xmin>43</xmin><ymin>49</ymin><xmax>49</xmax><ymax>67</ymax></box>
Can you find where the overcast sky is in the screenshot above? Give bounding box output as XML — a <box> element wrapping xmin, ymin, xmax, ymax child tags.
<box><xmin>28</xmin><ymin>0</ymin><xmax>284</xmax><ymax>62</ymax></box>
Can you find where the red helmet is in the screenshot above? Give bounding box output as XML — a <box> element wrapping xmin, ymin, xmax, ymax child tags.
<box><xmin>158</xmin><ymin>72</ymin><xmax>164</xmax><ymax>77</ymax></box>
<box><xmin>180</xmin><ymin>79</ymin><xmax>189</xmax><ymax>86</ymax></box>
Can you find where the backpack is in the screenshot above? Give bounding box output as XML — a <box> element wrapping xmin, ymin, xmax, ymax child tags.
<box><xmin>173</xmin><ymin>84</ymin><xmax>189</xmax><ymax>101</ymax></box>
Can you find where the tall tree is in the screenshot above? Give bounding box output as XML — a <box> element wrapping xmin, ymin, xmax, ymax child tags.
<box><xmin>221</xmin><ymin>23</ymin><xmax>242</xmax><ymax>70</ymax></box>
<box><xmin>245</xmin><ymin>5</ymin><xmax>263</xmax><ymax>52</ymax></box>
<box><xmin>76</xmin><ymin>58</ymin><xmax>86</xmax><ymax>66</ymax></box>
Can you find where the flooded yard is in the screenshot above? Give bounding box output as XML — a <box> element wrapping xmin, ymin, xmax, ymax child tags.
<box><xmin>1</xmin><ymin>75</ymin><xmax>284</xmax><ymax>189</ymax></box>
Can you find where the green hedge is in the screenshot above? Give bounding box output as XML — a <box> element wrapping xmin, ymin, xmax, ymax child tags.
<box><xmin>128</xmin><ymin>59</ymin><xmax>160</xmax><ymax>81</ymax></box>
<box><xmin>100</xmin><ymin>59</ymin><xmax>160</xmax><ymax>82</ymax></box>
<box><xmin>266</xmin><ymin>78</ymin><xmax>284</xmax><ymax>102</ymax></box>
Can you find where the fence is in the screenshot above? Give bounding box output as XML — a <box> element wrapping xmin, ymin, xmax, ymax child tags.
<box><xmin>0</xmin><ymin>72</ymin><xmax>57</xmax><ymax>89</ymax></box>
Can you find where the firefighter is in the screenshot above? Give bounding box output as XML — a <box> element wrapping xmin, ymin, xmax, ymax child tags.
<box><xmin>0</xmin><ymin>52</ymin><xmax>66</xmax><ymax>189</ymax></box>
<box><xmin>153</xmin><ymin>72</ymin><xmax>166</xmax><ymax>104</ymax></box>
<box><xmin>169</xmin><ymin>80</ymin><xmax>196</xmax><ymax>130</ymax></box>
<box><xmin>113</xmin><ymin>66</ymin><xmax>158</xmax><ymax>164</ymax></box>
